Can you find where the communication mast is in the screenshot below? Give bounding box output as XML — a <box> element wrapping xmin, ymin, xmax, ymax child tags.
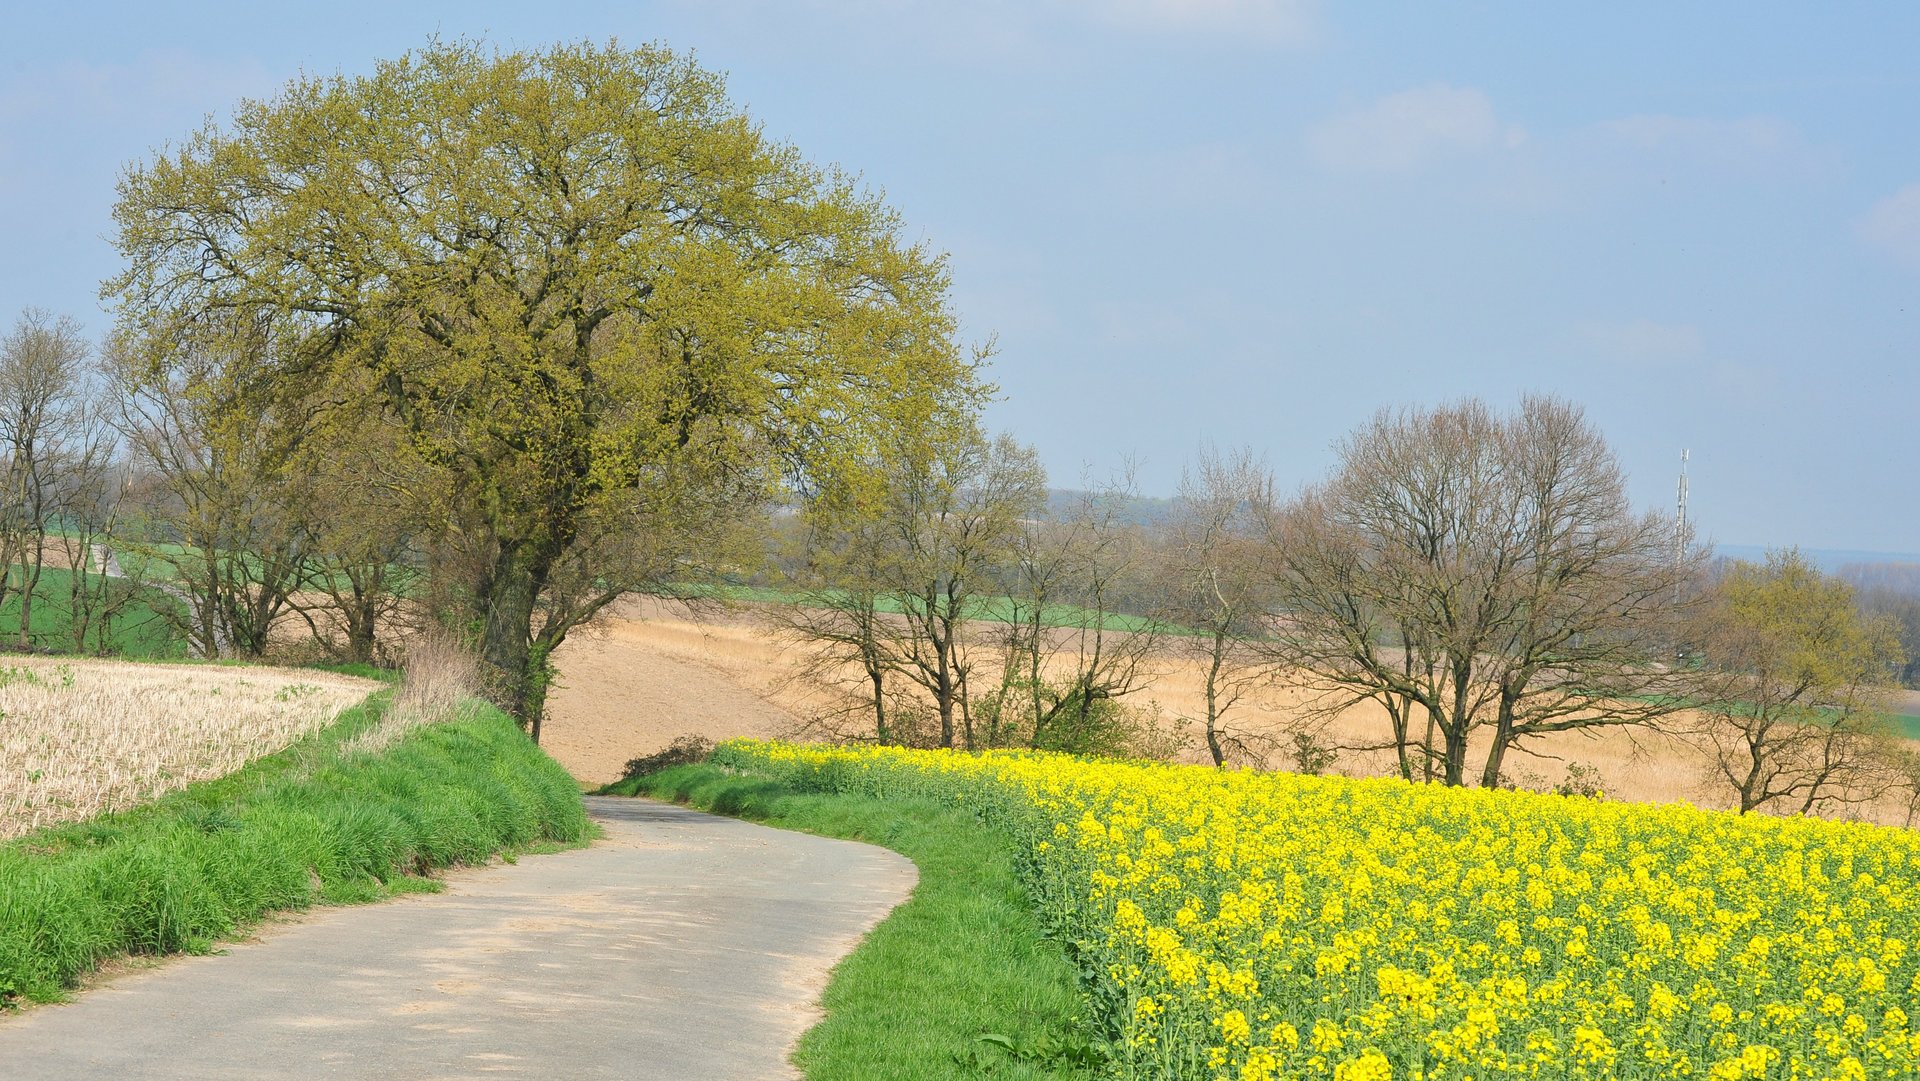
<box><xmin>1676</xmin><ymin>449</ymin><xmax>1689</xmax><ymax>540</ymax></box>
<box><xmin>1674</xmin><ymin>449</ymin><xmax>1690</xmax><ymax>607</ymax></box>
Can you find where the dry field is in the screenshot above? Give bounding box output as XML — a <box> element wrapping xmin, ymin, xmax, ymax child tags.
<box><xmin>544</xmin><ymin>599</ymin><xmax>805</xmax><ymax>786</ymax></box>
<box><xmin>0</xmin><ymin>658</ymin><xmax>378</xmax><ymax>840</ymax></box>
<box><xmin>548</xmin><ymin>599</ymin><xmax>1920</xmax><ymax>825</ymax></box>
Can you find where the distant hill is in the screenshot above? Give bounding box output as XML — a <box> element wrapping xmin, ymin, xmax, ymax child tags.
<box><xmin>1047</xmin><ymin>494</ymin><xmax>1920</xmax><ymax>573</ymax></box>
<box><xmin>1044</xmin><ymin>488</ymin><xmax>1180</xmax><ymax>527</ymax></box>
<box><xmin>1713</xmin><ymin>544</ymin><xmax>1920</xmax><ymax>573</ymax></box>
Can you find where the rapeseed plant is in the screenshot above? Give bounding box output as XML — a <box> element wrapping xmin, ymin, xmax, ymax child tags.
<box><xmin>717</xmin><ymin>739</ymin><xmax>1920</xmax><ymax>1080</ymax></box>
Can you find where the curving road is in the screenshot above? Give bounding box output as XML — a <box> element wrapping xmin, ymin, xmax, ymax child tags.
<box><xmin>0</xmin><ymin>797</ymin><xmax>916</xmax><ymax>1080</ymax></box>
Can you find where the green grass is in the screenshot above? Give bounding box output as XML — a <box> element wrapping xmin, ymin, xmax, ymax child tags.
<box><xmin>684</xmin><ymin>582</ymin><xmax>1179</xmax><ymax>635</ymax></box>
<box><xmin>103</xmin><ymin>542</ymin><xmax>420</xmax><ymax>598</ymax></box>
<box><xmin>0</xmin><ymin>693</ymin><xmax>591</xmax><ymax>1006</ymax></box>
<box><xmin>602</xmin><ymin>764</ymin><xmax>1096</xmax><ymax>1080</ymax></box>
<box><xmin>0</xmin><ymin>566</ymin><xmax>187</xmax><ymax>657</ymax></box>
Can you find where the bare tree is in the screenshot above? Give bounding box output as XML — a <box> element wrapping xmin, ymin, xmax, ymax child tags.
<box><xmin>47</xmin><ymin>398</ymin><xmax>138</xmax><ymax>653</ymax></box>
<box><xmin>772</xmin><ymin>516</ymin><xmax>917</xmax><ymax>744</ymax></box>
<box><xmin>0</xmin><ymin>310</ymin><xmax>94</xmax><ymax>647</ymax></box>
<box><xmin>1265</xmin><ymin>396</ymin><xmax>1699</xmax><ymax>786</ymax></box>
<box><xmin>109</xmin><ymin>328</ymin><xmax>308</xmax><ymax>659</ymax></box>
<box><xmin>778</xmin><ymin>423</ymin><xmax>1046</xmax><ymax>750</ymax></box>
<box><xmin>1689</xmin><ymin>551</ymin><xmax>1906</xmax><ymax>814</ymax></box>
<box><xmin>1162</xmin><ymin>447</ymin><xmax>1278</xmax><ymax>766</ymax></box>
<box><xmin>885</xmin><ymin>431</ymin><xmax>1046</xmax><ymax>749</ymax></box>
<box><xmin>990</xmin><ymin>478</ymin><xmax>1170</xmax><ymax>755</ymax></box>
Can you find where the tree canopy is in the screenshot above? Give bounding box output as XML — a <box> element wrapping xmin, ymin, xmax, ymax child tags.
<box><xmin>105</xmin><ymin>40</ymin><xmax>987</xmax><ymax>730</ymax></box>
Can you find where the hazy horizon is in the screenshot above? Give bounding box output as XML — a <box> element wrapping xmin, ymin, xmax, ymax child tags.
<box><xmin>2</xmin><ymin>3</ymin><xmax>1914</xmax><ymax>553</ymax></box>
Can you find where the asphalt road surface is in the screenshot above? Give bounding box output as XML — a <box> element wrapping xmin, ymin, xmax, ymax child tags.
<box><xmin>0</xmin><ymin>797</ymin><xmax>917</xmax><ymax>1080</ymax></box>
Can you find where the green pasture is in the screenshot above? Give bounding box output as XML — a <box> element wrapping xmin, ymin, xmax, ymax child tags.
<box><xmin>0</xmin><ymin>567</ymin><xmax>187</xmax><ymax>657</ymax></box>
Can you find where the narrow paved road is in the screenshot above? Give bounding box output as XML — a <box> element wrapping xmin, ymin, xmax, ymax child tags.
<box><xmin>0</xmin><ymin>797</ymin><xmax>917</xmax><ymax>1080</ymax></box>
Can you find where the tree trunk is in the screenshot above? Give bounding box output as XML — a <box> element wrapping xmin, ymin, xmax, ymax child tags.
<box><xmin>1479</xmin><ymin>690</ymin><xmax>1518</xmax><ymax>788</ymax></box>
<box><xmin>342</xmin><ymin>567</ymin><xmax>385</xmax><ymax>665</ymax></box>
<box><xmin>1442</xmin><ymin>732</ymin><xmax>1469</xmax><ymax>786</ymax></box>
<box><xmin>16</xmin><ymin>559</ymin><xmax>36</xmax><ymax>648</ymax></box>
<box><xmin>1384</xmin><ymin>693</ymin><xmax>1413</xmax><ymax>780</ymax></box>
<box><xmin>1204</xmin><ymin>629</ymin><xmax>1227</xmax><ymax>767</ymax></box>
<box><xmin>479</xmin><ymin>542</ymin><xmax>547</xmax><ymax>736</ymax></box>
<box><xmin>1442</xmin><ymin>659</ymin><xmax>1474</xmax><ymax>786</ymax></box>
<box><xmin>936</xmin><ymin>691</ymin><xmax>955</xmax><ymax>749</ymax></box>
<box><xmin>1738</xmin><ymin>734</ymin><xmax>1766</xmax><ymax>813</ymax></box>
<box><xmin>868</xmin><ymin>665</ymin><xmax>888</xmax><ymax>743</ymax></box>
<box><xmin>1422</xmin><ymin>706</ymin><xmax>1440</xmax><ymax>783</ymax></box>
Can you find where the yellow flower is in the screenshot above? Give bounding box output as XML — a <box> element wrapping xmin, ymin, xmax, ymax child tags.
<box><xmin>712</xmin><ymin>737</ymin><xmax>1920</xmax><ymax>1081</ymax></box>
<box><xmin>1333</xmin><ymin>1048</ymin><xmax>1393</xmax><ymax>1081</ymax></box>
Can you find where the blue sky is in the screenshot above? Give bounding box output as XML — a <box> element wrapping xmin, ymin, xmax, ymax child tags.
<box><xmin>2</xmin><ymin>2</ymin><xmax>1915</xmax><ymax>553</ymax></box>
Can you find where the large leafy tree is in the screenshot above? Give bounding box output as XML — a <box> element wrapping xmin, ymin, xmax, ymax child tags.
<box><xmin>105</xmin><ymin>40</ymin><xmax>984</xmax><ymax>733</ymax></box>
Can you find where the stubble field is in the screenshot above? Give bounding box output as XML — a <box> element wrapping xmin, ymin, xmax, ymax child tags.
<box><xmin>0</xmin><ymin>658</ymin><xmax>377</xmax><ymax>839</ymax></box>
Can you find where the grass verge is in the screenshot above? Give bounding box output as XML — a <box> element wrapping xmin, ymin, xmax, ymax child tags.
<box><xmin>0</xmin><ymin>692</ymin><xmax>591</xmax><ymax>1006</ymax></box>
<box><xmin>602</xmin><ymin>763</ymin><xmax>1096</xmax><ymax>1080</ymax></box>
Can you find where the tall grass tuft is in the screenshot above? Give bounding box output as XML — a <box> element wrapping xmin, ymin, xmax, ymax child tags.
<box><xmin>0</xmin><ymin>691</ymin><xmax>589</xmax><ymax>1007</ymax></box>
<box><xmin>345</xmin><ymin>631</ymin><xmax>484</xmax><ymax>754</ymax></box>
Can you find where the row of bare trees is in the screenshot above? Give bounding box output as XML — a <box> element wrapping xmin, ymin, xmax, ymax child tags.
<box><xmin>0</xmin><ymin>310</ymin><xmax>153</xmax><ymax>654</ymax></box>
<box><xmin>776</xmin><ymin>422</ymin><xmax>1175</xmax><ymax>756</ymax></box>
<box><xmin>0</xmin><ymin>308</ymin><xmax>421</xmax><ymax>666</ymax></box>
<box><xmin>778</xmin><ymin>394</ymin><xmax>1911</xmax><ymax>818</ymax></box>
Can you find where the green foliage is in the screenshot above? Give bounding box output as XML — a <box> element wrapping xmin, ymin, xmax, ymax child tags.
<box><xmin>0</xmin><ymin>693</ymin><xmax>589</xmax><ymax>1006</ymax></box>
<box><xmin>106</xmin><ymin>38</ymin><xmax>989</xmax><ymax>721</ymax></box>
<box><xmin>603</xmin><ymin>764</ymin><xmax>1094</xmax><ymax>1080</ymax></box>
<box><xmin>1693</xmin><ymin>550</ymin><xmax>1908</xmax><ymax>813</ymax></box>
<box><xmin>971</xmin><ymin>676</ymin><xmax>1164</xmax><ymax>758</ymax></box>
<box><xmin>1286</xmin><ymin>729</ymin><xmax>1340</xmax><ymax>776</ymax></box>
<box><xmin>1711</xmin><ymin>551</ymin><xmax>1906</xmax><ymax>692</ymax></box>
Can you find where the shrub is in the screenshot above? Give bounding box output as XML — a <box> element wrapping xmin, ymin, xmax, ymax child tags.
<box><xmin>621</xmin><ymin>735</ymin><xmax>717</xmax><ymax>780</ymax></box>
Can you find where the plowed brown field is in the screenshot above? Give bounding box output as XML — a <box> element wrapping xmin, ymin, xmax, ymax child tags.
<box><xmin>545</xmin><ymin>599</ymin><xmax>1920</xmax><ymax>824</ymax></box>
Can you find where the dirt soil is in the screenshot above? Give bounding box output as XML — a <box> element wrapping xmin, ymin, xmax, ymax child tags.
<box><xmin>545</xmin><ymin>598</ymin><xmax>1920</xmax><ymax>824</ymax></box>
<box><xmin>544</xmin><ymin>598</ymin><xmax>810</xmax><ymax>786</ymax></box>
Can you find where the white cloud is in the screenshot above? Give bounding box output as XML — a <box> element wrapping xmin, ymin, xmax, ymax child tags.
<box><xmin>1858</xmin><ymin>184</ymin><xmax>1920</xmax><ymax>267</ymax></box>
<box><xmin>1308</xmin><ymin>84</ymin><xmax>1524</xmax><ymax>172</ymax></box>
<box><xmin>1580</xmin><ymin>318</ymin><xmax>1705</xmax><ymax>363</ymax></box>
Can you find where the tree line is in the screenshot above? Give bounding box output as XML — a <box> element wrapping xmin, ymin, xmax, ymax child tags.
<box><xmin>771</xmin><ymin>395</ymin><xmax>1913</xmax><ymax>818</ymax></box>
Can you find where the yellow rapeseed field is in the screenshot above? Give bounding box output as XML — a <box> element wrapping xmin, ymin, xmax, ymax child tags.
<box><xmin>715</xmin><ymin>739</ymin><xmax>1920</xmax><ymax>1081</ymax></box>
